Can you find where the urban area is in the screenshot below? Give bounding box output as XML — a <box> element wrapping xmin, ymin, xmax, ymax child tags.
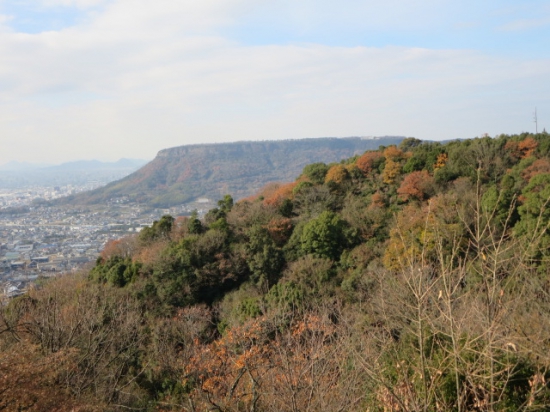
<box><xmin>0</xmin><ymin>181</ymin><xmax>213</xmax><ymax>303</ymax></box>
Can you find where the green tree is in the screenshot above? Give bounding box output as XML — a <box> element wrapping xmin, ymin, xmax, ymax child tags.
<box><xmin>187</xmin><ymin>210</ymin><xmax>203</xmax><ymax>235</ymax></box>
<box><xmin>90</xmin><ymin>256</ymin><xmax>141</xmax><ymax>287</ymax></box>
<box><xmin>302</xmin><ymin>162</ymin><xmax>329</xmax><ymax>184</ymax></box>
<box><xmin>299</xmin><ymin>211</ymin><xmax>354</xmax><ymax>260</ymax></box>
<box><xmin>205</xmin><ymin>195</ymin><xmax>234</xmax><ymax>226</ymax></box>
<box><xmin>481</xmin><ymin>175</ymin><xmax>519</xmax><ymax>230</ymax></box>
<box><xmin>218</xmin><ymin>194</ymin><xmax>234</xmax><ymax>213</ymax></box>
<box><xmin>514</xmin><ymin>173</ymin><xmax>550</xmax><ymax>265</ymax></box>
<box><xmin>139</xmin><ymin>215</ymin><xmax>174</xmax><ymax>244</ymax></box>
<box><xmin>399</xmin><ymin>137</ymin><xmax>423</xmax><ymax>152</ymax></box>
<box><xmin>402</xmin><ymin>141</ymin><xmax>443</xmax><ymax>173</ymax></box>
<box><xmin>246</xmin><ymin>225</ymin><xmax>285</xmax><ymax>288</ymax></box>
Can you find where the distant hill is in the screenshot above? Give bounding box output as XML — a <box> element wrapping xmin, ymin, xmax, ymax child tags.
<box><xmin>0</xmin><ymin>159</ymin><xmax>149</xmax><ymax>189</ymax></box>
<box><xmin>0</xmin><ymin>161</ymin><xmax>53</xmax><ymax>171</ymax></box>
<box><xmin>44</xmin><ymin>158</ymin><xmax>149</xmax><ymax>172</ymax></box>
<box><xmin>0</xmin><ymin>158</ymin><xmax>148</xmax><ymax>172</ymax></box>
<box><xmin>61</xmin><ymin>136</ymin><xmax>405</xmax><ymax>207</ymax></box>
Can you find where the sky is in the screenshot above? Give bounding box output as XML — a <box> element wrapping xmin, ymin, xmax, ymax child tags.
<box><xmin>0</xmin><ymin>0</ymin><xmax>549</xmax><ymax>165</ymax></box>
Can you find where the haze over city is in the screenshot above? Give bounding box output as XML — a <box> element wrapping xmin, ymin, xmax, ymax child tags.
<box><xmin>0</xmin><ymin>0</ymin><xmax>549</xmax><ymax>165</ymax></box>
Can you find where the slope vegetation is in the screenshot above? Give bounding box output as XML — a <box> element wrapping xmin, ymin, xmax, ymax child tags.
<box><xmin>3</xmin><ymin>133</ymin><xmax>550</xmax><ymax>411</ymax></box>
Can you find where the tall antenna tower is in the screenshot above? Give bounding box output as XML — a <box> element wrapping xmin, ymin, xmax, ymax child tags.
<box><xmin>534</xmin><ymin>107</ymin><xmax>538</xmax><ymax>134</ymax></box>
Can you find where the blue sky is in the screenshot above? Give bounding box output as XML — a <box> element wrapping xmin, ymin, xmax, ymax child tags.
<box><xmin>0</xmin><ymin>0</ymin><xmax>549</xmax><ymax>164</ymax></box>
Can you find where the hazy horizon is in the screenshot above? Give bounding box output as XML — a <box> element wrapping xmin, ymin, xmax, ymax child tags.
<box><xmin>0</xmin><ymin>157</ymin><xmax>150</xmax><ymax>170</ymax></box>
<box><xmin>0</xmin><ymin>1</ymin><xmax>548</xmax><ymax>165</ymax></box>
<box><xmin>0</xmin><ymin>135</ymin><xmax>395</xmax><ymax>166</ymax></box>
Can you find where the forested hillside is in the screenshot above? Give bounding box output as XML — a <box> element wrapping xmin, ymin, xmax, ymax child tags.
<box><xmin>3</xmin><ymin>133</ymin><xmax>550</xmax><ymax>411</ymax></box>
<box><xmin>60</xmin><ymin>136</ymin><xmax>404</xmax><ymax>207</ymax></box>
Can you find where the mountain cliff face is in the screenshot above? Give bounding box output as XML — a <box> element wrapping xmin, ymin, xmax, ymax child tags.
<box><xmin>64</xmin><ymin>136</ymin><xmax>404</xmax><ymax>206</ymax></box>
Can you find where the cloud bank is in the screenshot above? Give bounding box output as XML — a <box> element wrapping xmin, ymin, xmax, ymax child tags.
<box><xmin>0</xmin><ymin>0</ymin><xmax>549</xmax><ymax>163</ymax></box>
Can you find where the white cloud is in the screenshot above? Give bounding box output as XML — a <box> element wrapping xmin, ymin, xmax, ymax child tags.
<box><xmin>236</xmin><ymin>0</ymin><xmax>456</xmax><ymax>32</ymax></box>
<box><xmin>39</xmin><ymin>0</ymin><xmax>107</xmax><ymax>8</ymax></box>
<box><xmin>0</xmin><ymin>0</ymin><xmax>549</xmax><ymax>164</ymax></box>
<box><xmin>499</xmin><ymin>17</ymin><xmax>550</xmax><ymax>31</ymax></box>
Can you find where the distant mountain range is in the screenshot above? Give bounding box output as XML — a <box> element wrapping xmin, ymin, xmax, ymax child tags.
<box><xmin>60</xmin><ymin>136</ymin><xmax>405</xmax><ymax>207</ymax></box>
<box><xmin>0</xmin><ymin>158</ymin><xmax>148</xmax><ymax>172</ymax></box>
<box><xmin>0</xmin><ymin>159</ymin><xmax>149</xmax><ymax>189</ymax></box>
<box><xmin>0</xmin><ymin>161</ymin><xmax>53</xmax><ymax>171</ymax></box>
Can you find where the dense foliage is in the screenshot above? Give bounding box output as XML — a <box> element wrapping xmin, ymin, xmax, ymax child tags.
<box><xmin>3</xmin><ymin>132</ymin><xmax>550</xmax><ymax>411</ymax></box>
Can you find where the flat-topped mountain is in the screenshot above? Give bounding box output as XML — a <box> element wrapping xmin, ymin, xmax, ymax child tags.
<box><xmin>61</xmin><ymin>136</ymin><xmax>404</xmax><ymax>207</ymax></box>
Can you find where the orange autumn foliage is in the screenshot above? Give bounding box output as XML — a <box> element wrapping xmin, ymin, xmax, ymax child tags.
<box><xmin>256</xmin><ymin>182</ymin><xmax>282</xmax><ymax>201</ymax></box>
<box><xmin>370</xmin><ymin>192</ymin><xmax>386</xmax><ymax>208</ymax></box>
<box><xmin>383</xmin><ymin>145</ymin><xmax>405</xmax><ymax>160</ymax></box>
<box><xmin>133</xmin><ymin>239</ymin><xmax>168</xmax><ymax>266</ymax></box>
<box><xmin>263</xmin><ymin>182</ymin><xmax>297</xmax><ymax>207</ymax></box>
<box><xmin>383</xmin><ymin>195</ymin><xmax>463</xmax><ymax>271</ymax></box>
<box><xmin>184</xmin><ymin>313</ymin><xmax>354</xmax><ymax>412</ymax></box>
<box><xmin>171</xmin><ymin>216</ymin><xmax>190</xmax><ymax>241</ymax></box>
<box><xmin>356</xmin><ymin>151</ymin><xmax>383</xmax><ymax>175</ymax></box>
<box><xmin>239</xmin><ymin>194</ymin><xmax>260</xmax><ymax>203</ymax></box>
<box><xmin>266</xmin><ymin>217</ymin><xmax>293</xmax><ymax>245</ymax></box>
<box><xmin>397</xmin><ymin>170</ymin><xmax>433</xmax><ymax>201</ymax></box>
<box><xmin>184</xmin><ymin>317</ymin><xmax>272</xmax><ymax>411</ymax></box>
<box><xmin>505</xmin><ymin>136</ymin><xmax>539</xmax><ymax>159</ymax></box>
<box><xmin>0</xmin><ymin>344</ymin><xmax>91</xmax><ymax>411</ymax></box>
<box><xmin>100</xmin><ymin>239</ymin><xmax>123</xmax><ymax>260</ymax></box>
<box><xmin>518</xmin><ymin>137</ymin><xmax>538</xmax><ymax>158</ymax></box>
<box><xmin>100</xmin><ymin>237</ymin><xmax>137</xmax><ymax>261</ymax></box>
<box><xmin>434</xmin><ymin>152</ymin><xmax>448</xmax><ymax>170</ymax></box>
<box><xmin>324</xmin><ymin>164</ymin><xmax>349</xmax><ymax>184</ymax></box>
<box><xmin>382</xmin><ymin>159</ymin><xmax>401</xmax><ymax>184</ymax></box>
<box><xmin>522</xmin><ymin>158</ymin><xmax>550</xmax><ymax>181</ymax></box>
